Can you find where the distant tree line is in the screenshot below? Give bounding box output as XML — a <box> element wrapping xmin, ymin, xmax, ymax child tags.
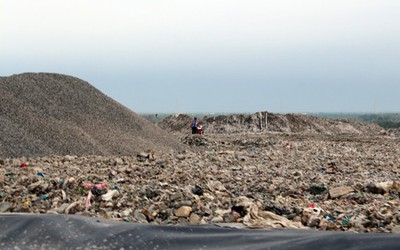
<box><xmin>359</xmin><ymin>113</ymin><xmax>400</xmax><ymax>128</ymax></box>
<box><xmin>376</xmin><ymin>120</ymin><xmax>400</xmax><ymax>128</ymax></box>
<box><xmin>312</xmin><ymin>113</ymin><xmax>400</xmax><ymax>129</ymax></box>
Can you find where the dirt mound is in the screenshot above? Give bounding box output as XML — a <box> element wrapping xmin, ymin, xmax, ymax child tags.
<box><xmin>0</xmin><ymin>73</ymin><xmax>186</xmax><ymax>157</ymax></box>
<box><xmin>159</xmin><ymin>112</ymin><xmax>382</xmax><ymax>135</ymax></box>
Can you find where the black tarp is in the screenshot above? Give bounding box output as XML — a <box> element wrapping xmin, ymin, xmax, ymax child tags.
<box><xmin>1</xmin><ymin>214</ymin><xmax>399</xmax><ymax>250</ymax></box>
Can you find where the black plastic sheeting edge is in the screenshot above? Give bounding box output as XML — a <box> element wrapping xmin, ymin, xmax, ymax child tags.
<box><xmin>0</xmin><ymin>214</ymin><xmax>399</xmax><ymax>250</ymax></box>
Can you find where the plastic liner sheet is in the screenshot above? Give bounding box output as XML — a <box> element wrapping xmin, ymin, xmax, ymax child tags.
<box><xmin>1</xmin><ymin>214</ymin><xmax>400</xmax><ymax>250</ymax></box>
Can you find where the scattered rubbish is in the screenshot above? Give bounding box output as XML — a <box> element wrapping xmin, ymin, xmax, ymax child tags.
<box><xmin>192</xmin><ymin>185</ymin><xmax>203</xmax><ymax>196</ymax></box>
<box><xmin>264</xmin><ymin>205</ymin><xmax>290</xmax><ymax>216</ymax></box>
<box><xmin>231</xmin><ymin>205</ymin><xmax>247</xmax><ymax>217</ymax></box>
<box><xmin>342</xmin><ymin>215</ymin><xmax>351</xmax><ymax>226</ymax></box>
<box><xmin>0</xmin><ymin>128</ymin><xmax>399</xmax><ymax>233</ymax></box>
<box><xmin>65</xmin><ymin>201</ymin><xmax>80</xmax><ymax>214</ymax></box>
<box><xmin>82</xmin><ymin>183</ymin><xmax>107</xmax><ymax>190</ymax></box>
<box><xmin>329</xmin><ymin>186</ymin><xmax>354</xmax><ymax>199</ymax></box>
<box><xmin>174</xmin><ymin>206</ymin><xmax>192</xmax><ymax>218</ymax></box>
<box><xmin>102</xmin><ymin>190</ymin><xmax>119</xmax><ymax>201</ymax></box>
<box><xmin>0</xmin><ymin>202</ymin><xmax>12</xmax><ymax>212</ymax></box>
<box><xmin>85</xmin><ymin>191</ymin><xmax>92</xmax><ymax>211</ymax></box>
<box><xmin>308</xmin><ymin>186</ymin><xmax>327</xmax><ymax>195</ymax></box>
<box><xmin>324</xmin><ymin>214</ymin><xmax>335</xmax><ymax>222</ymax></box>
<box><xmin>366</xmin><ymin>181</ymin><xmax>399</xmax><ymax>194</ymax></box>
<box><xmin>236</xmin><ymin>196</ymin><xmax>304</xmax><ymax>229</ymax></box>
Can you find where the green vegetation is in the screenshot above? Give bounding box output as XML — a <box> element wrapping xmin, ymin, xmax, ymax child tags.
<box><xmin>312</xmin><ymin>113</ymin><xmax>400</xmax><ymax>129</ymax></box>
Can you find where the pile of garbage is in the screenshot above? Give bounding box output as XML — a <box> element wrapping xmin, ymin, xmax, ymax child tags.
<box><xmin>181</xmin><ymin>134</ymin><xmax>210</xmax><ymax>147</ymax></box>
<box><xmin>1</xmin><ymin>132</ymin><xmax>399</xmax><ymax>233</ymax></box>
<box><xmin>385</xmin><ymin>128</ymin><xmax>400</xmax><ymax>138</ymax></box>
<box><xmin>158</xmin><ymin>112</ymin><xmax>383</xmax><ymax>135</ymax></box>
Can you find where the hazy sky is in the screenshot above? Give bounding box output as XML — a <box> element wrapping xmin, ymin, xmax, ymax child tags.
<box><xmin>1</xmin><ymin>0</ymin><xmax>399</xmax><ymax>114</ymax></box>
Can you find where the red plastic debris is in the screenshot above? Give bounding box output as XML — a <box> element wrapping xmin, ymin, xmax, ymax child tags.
<box><xmin>82</xmin><ymin>183</ymin><xmax>107</xmax><ymax>189</ymax></box>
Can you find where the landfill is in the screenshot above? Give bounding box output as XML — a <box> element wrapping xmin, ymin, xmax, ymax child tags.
<box><xmin>1</xmin><ymin>73</ymin><xmax>400</xmax><ymax>235</ymax></box>
<box><xmin>1</xmin><ymin>130</ymin><xmax>400</xmax><ymax>233</ymax></box>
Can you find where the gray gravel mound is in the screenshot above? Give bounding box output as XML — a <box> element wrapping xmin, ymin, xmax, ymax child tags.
<box><xmin>0</xmin><ymin>73</ymin><xmax>186</xmax><ymax>157</ymax></box>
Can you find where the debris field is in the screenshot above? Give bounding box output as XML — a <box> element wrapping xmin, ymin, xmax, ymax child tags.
<box><xmin>1</xmin><ymin>131</ymin><xmax>400</xmax><ymax>233</ymax></box>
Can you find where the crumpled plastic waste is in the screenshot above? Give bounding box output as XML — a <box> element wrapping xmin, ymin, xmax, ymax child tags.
<box><xmin>101</xmin><ymin>190</ymin><xmax>119</xmax><ymax>201</ymax></box>
<box><xmin>235</xmin><ymin>196</ymin><xmax>304</xmax><ymax>229</ymax></box>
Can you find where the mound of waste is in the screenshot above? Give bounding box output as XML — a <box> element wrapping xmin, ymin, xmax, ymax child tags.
<box><xmin>1</xmin><ymin>131</ymin><xmax>400</xmax><ymax>233</ymax></box>
<box><xmin>385</xmin><ymin>128</ymin><xmax>400</xmax><ymax>138</ymax></box>
<box><xmin>159</xmin><ymin>112</ymin><xmax>382</xmax><ymax>134</ymax></box>
<box><xmin>0</xmin><ymin>73</ymin><xmax>186</xmax><ymax>157</ymax></box>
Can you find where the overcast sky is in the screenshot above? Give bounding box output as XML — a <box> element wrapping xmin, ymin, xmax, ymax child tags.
<box><xmin>1</xmin><ymin>0</ymin><xmax>399</xmax><ymax>114</ymax></box>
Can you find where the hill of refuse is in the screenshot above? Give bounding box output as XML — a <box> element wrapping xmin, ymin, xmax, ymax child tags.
<box><xmin>0</xmin><ymin>73</ymin><xmax>186</xmax><ymax>157</ymax></box>
<box><xmin>2</xmin><ymin>74</ymin><xmax>399</xmax><ymax>236</ymax></box>
<box><xmin>1</xmin><ymin>131</ymin><xmax>399</xmax><ymax>233</ymax></box>
<box><xmin>159</xmin><ymin>112</ymin><xmax>383</xmax><ymax>135</ymax></box>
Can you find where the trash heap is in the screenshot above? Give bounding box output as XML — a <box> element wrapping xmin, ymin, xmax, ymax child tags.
<box><xmin>158</xmin><ymin>112</ymin><xmax>382</xmax><ymax>135</ymax></box>
<box><xmin>1</xmin><ymin>132</ymin><xmax>400</xmax><ymax>233</ymax></box>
